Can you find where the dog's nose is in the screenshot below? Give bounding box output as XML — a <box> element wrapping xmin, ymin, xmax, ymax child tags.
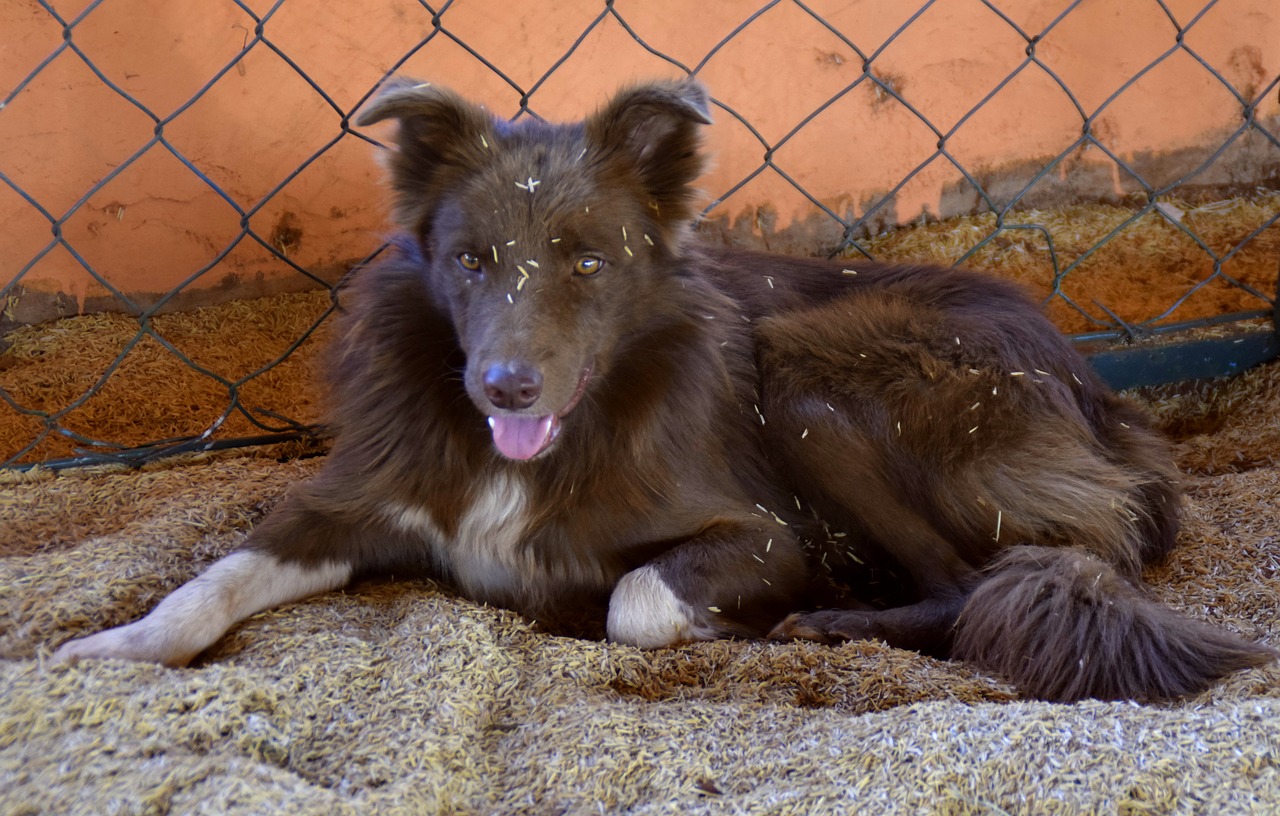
<box><xmin>482</xmin><ymin>361</ymin><xmax>543</xmax><ymax>410</ymax></box>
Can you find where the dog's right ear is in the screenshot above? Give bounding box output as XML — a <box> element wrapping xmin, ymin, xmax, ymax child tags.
<box><xmin>357</xmin><ymin>78</ymin><xmax>497</xmax><ymax>236</ymax></box>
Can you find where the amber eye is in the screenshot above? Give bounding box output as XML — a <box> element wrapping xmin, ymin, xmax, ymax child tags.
<box><xmin>457</xmin><ymin>252</ymin><xmax>482</xmax><ymax>271</ymax></box>
<box><xmin>573</xmin><ymin>257</ymin><xmax>604</xmax><ymax>276</ymax></box>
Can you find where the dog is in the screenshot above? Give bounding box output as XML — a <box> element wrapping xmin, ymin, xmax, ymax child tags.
<box><xmin>54</xmin><ymin>77</ymin><xmax>1273</xmax><ymax>701</ymax></box>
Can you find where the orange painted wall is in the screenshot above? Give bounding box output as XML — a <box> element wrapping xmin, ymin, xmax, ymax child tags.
<box><xmin>2</xmin><ymin>0</ymin><xmax>1277</xmax><ymax>319</ymax></box>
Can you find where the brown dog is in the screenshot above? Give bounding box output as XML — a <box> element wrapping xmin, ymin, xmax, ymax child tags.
<box><xmin>54</xmin><ymin>78</ymin><xmax>1273</xmax><ymax>701</ymax></box>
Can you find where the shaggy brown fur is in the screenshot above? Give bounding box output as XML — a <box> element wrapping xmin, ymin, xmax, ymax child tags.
<box><xmin>53</xmin><ymin>77</ymin><xmax>1272</xmax><ymax>701</ymax></box>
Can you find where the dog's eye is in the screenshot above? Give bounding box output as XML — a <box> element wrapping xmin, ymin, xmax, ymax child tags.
<box><xmin>573</xmin><ymin>257</ymin><xmax>604</xmax><ymax>277</ymax></box>
<box><xmin>457</xmin><ymin>252</ymin><xmax>482</xmax><ymax>271</ymax></box>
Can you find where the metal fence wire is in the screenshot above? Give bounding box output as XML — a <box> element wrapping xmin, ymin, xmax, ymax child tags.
<box><xmin>2</xmin><ymin>0</ymin><xmax>1279</xmax><ymax>469</ymax></box>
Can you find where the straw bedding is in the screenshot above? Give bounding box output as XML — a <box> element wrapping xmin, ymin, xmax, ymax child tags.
<box><xmin>3</xmin><ymin>320</ymin><xmax>1280</xmax><ymax>814</ymax></box>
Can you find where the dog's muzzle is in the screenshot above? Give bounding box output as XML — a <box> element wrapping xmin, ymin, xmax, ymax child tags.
<box><xmin>485</xmin><ymin>365</ymin><xmax>592</xmax><ymax>460</ymax></box>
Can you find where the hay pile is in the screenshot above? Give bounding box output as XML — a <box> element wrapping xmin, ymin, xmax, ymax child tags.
<box><xmin>3</xmin><ymin>364</ymin><xmax>1280</xmax><ymax>812</ymax></box>
<box><xmin>0</xmin><ymin>291</ymin><xmax>333</xmax><ymax>465</ymax></box>
<box><xmin>856</xmin><ymin>191</ymin><xmax>1280</xmax><ymax>337</ymax></box>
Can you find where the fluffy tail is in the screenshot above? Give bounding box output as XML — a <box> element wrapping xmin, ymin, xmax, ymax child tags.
<box><xmin>952</xmin><ymin>547</ymin><xmax>1275</xmax><ymax>702</ymax></box>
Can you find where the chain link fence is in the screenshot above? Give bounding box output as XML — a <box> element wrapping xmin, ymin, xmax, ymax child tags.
<box><xmin>2</xmin><ymin>0</ymin><xmax>1278</xmax><ymax>469</ymax></box>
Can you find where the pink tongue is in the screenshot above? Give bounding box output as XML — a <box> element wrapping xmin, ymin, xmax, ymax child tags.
<box><xmin>490</xmin><ymin>414</ymin><xmax>556</xmax><ymax>461</ymax></box>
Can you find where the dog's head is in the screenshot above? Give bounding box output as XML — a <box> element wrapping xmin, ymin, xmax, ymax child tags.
<box><xmin>357</xmin><ymin>78</ymin><xmax>712</xmax><ymax>461</ymax></box>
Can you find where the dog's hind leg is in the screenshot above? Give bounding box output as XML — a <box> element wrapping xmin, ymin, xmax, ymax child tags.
<box><xmin>773</xmin><ymin>593</ymin><xmax>967</xmax><ymax>657</ymax></box>
<box><xmin>763</xmin><ymin>433</ymin><xmax>980</xmax><ymax>655</ymax></box>
<box><xmin>753</xmin><ymin>300</ymin><xmax>1000</xmax><ymax>655</ymax></box>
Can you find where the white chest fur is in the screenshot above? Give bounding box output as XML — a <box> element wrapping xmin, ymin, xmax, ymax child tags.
<box><xmin>384</xmin><ymin>471</ymin><xmax>533</xmax><ymax>602</ymax></box>
<box><xmin>451</xmin><ymin>471</ymin><xmax>532</xmax><ymax>598</ymax></box>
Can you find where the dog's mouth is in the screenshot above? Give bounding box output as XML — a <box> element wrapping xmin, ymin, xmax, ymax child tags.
<box><xmin>487</xmin><ymin>366</ymin><xmax>592</xmax><ymax>461</ymax></box>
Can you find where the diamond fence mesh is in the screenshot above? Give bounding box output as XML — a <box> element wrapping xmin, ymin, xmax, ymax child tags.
<box><xmin>2</xmin><ymin>0</ymin><xmax>1278</xmax><ymax>469</ymax></box>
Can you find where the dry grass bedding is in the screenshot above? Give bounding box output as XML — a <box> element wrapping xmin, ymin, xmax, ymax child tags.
<box><xmin>3</xmin><ymin>291</ymin><xmax>1280</xmax><ymax>812</ymax></box>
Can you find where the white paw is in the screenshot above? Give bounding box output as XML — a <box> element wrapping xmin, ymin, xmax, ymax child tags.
<box><xmin>51</xmin><ymin>551</ymin><xmax>353</xmax><ymax>669</ymax></box>
<box><xmin>606</xmin><ymin>565</ymin><xmax>719</xmax><ymax>648</ymax></box>
<box><xmin>52</xmin><ymin>620</ymin><xmax>197</xmax><ymax>668</ymax></box>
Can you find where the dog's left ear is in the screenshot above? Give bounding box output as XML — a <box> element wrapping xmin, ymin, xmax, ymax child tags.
<box><xmin>584</xmin><ymin>79</ymin><xmax>712</xmax><ymax>229</ymax></box>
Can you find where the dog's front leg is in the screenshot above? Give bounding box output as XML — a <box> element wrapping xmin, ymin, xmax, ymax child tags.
<box><xmin>51</xmin><ymin>550</ymin><xmax>352</xmax><ymax>667</ymax></box>
<box><xmin>606</xmin><ymin>519</ymin><xmax>807</xmax><ymax>648</ymax></box>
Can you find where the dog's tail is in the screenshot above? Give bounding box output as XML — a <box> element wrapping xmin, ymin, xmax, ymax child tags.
<box><xmin>951</xmin><ymin>546</ymin><xmax>1275</xmax><ymax>702</ymax></box>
